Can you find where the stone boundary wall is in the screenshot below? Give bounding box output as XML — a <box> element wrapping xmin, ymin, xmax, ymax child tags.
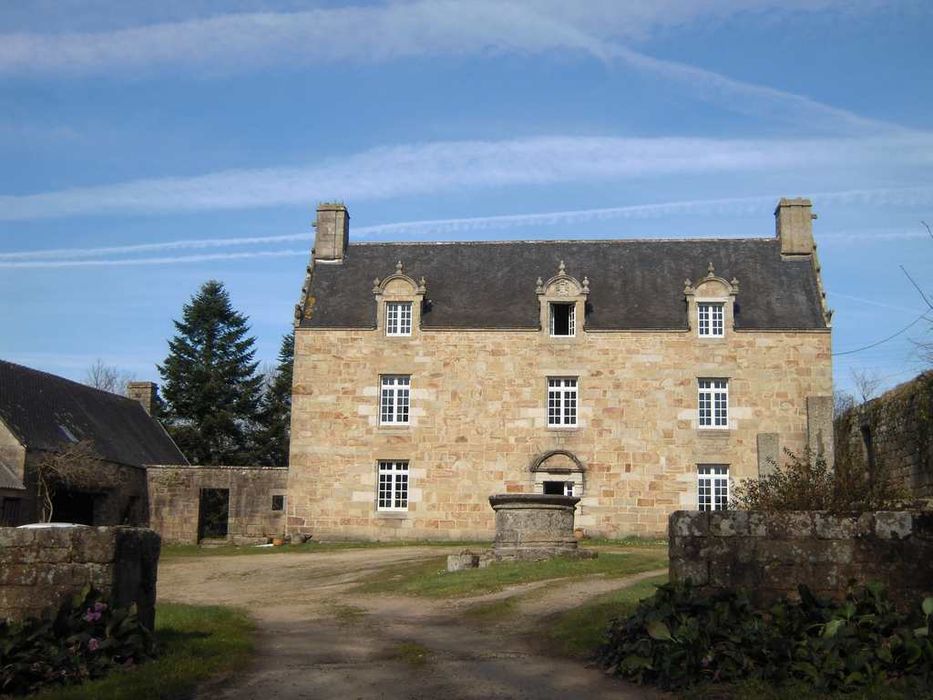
<box><xmin>0</xmin><ymin>526</ymin><xmax>160</xmax><ymax>629</ymax></box>
<box><xmin>670</xmin><ymin>510</ymin><xmax>933</xmax><ymax>609</ymax></box>
<box><xmin>835</xmin><ymin>372</ymin><xmax>933</xmax><ymax>498</ymax></box>
<box><xmin>147</xmin><ymin>465</ymin><xmax>288</xmax><ymax>545</ymax></box>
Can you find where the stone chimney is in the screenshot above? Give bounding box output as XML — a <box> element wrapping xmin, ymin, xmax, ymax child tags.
<box><xmin>127</xmin><ymin>381</ymin><xmax>157</xmax><ymax>415</ymax></box>
<box><xmin>775</xmin><ymin>197</ymin><xmax>817</xmax><ymax>255</ymax></box>
<box><xmin>313</xmin><ymin>203</ymin><xmax>349</xmax><ymax>262</ymax></box>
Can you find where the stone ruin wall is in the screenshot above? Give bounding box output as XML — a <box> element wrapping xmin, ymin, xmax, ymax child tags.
<box><xmin>147</xmin><ymin>465</ymin><xmax>288</xmax><ymax>545</ymax></box>
<box><xmin>0</xmin><ymin>526</ymin><xmax>160</xmax><ymax>630</ymax></box>
<box><xmin>669</xmin><ymin>510</ymin><xmax>933</xmax><ymax>609</ymax></box>
<box><xmin>835</xmin><ymin>372</ymin><xmax>933</xmax><ymax>498</ymax></box>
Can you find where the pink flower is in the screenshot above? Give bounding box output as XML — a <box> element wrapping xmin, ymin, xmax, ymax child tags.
<box><xmin>94</xmin><ymin>602</ymin><xmax>107</xmax><ymax>612</ymax></box>
<box><xmin>88</xmin><ymin>638</ymin><xmax>100</xmax><ymax>652</ymax></box>
<box><xmin>84</xmin><ymin>609</ymin><xmax>101</xmax><ymax>622</ymax></box>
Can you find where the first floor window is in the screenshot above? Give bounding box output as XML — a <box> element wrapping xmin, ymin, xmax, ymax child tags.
<box><xmin>698</xmin><ymin>378</ymin><xmax>728</xmax><ymax>428</ymax></box>
<box><xmin>378</xmin><ymin>461</ymin><xmax>409</xmax><ymax>511</ymax></box>
<box><xmin>380</xmin><ymin>375</ymin><xmax>410</xmax><ymax>425</ymax></box>
<box><xmin>698</xmin><ymin>465</ymin><xmax>729</xmax><ymax>511</ymax></box>
<box><xmin>698</xmin><ymin>302</ymin><xmax>724</xmax><ymax>337</ymax></box>
<box><xmin>386</xmin><ymin>301</ymin><xmax>412</xmax><ymax>336</ymax></box>
<box><xmin>547</xmin><ymin>377</ymin><xmax>578</xmax><ymax>426</ymax></box>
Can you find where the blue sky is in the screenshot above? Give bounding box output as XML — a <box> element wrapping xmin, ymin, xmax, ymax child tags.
<box><xmin>1</xmin><ymin>0</ymin><xmax>931</xmax><ymax>396</ymax></box>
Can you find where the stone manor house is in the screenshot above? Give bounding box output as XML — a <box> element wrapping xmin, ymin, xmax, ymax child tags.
<box><xmin>286</xmin><ymin>199</ymin><xmax>834</xmax><ymax>540</ymax></box>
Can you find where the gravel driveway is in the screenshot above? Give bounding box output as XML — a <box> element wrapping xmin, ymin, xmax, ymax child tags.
<box><xmin>158</xmin><ymin>546</ymin><xmax>665</xmax><ymax>699</ymax></box>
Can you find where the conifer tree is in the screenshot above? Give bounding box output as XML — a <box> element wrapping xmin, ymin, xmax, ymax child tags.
<box><xmin>253</xmin><ymin>331</ymin><xmax>295</xmax><ymax>466</ymax></box>
<box><xmin>158</xmin><ymin>280</ymin><xmax>262</xmax><ymax>465</ymax></box>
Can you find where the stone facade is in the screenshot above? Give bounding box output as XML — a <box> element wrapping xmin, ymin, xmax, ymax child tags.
<box><xmin>835</xmin><ymin>372</ymin><xmax>933</xmax><ymax>498</ymax></box>
<box><xmin>669</xmin><ymin>510</ymin><xmax>933</xmax><ymax>609</ymax></box>
<box><xmin>287</xmin><ymin>200</ymin><xmax>834</xmax><ymax>541</ymax></box>
<box><xmin>0</xmin><ymin>526</ymin><xmax>161</xmax><ymax>630</ymax></box>
<box><xmin>147</xmin><ymin>465</ymin><xmax>288</xmax><ymax>544</ymax></box>
<box><xmin>289</xmin><ymin>327</ymin><xmax>832</xmax><ymax>540</ymax></box>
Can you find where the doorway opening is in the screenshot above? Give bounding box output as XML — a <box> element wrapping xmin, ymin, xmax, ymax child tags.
<box><xmin>198</xmin><ymin>488</ymin><xmax>230</xmax><ymax>540</ymax></box>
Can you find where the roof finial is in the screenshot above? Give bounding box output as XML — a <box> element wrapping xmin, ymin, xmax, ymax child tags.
<box><xmin>535</xmin><ymin>277</ymin><xmax>544</xmax><ymax>295</ymax></box>
<box><xmin>372</xmin><ymin>277</ymin><xmax>381</xmax><ymax>294</ymax></box>
<box><xmin>582</xmin><ymin>276</ymin><xmax>590</xmax><ymax>294</ymax></box>
<box><xmin>730</xmin><ymin>277</ymin><xmax>740</xmax><ymax>293</ymax></box>
<box><xmin>396</xmin><ymin>260</ymin><xmax>403</xmax><ymax>273</ymax></box>
<box><xmin>558</xmin><ymin>260</ymin><xmax>566</xmax><ymax>275</ymax></box>
<box><xmin>684</xmin><ymin>278</ymin><xmax>694</xmax><ymax>294</ymax></box>
<box><xmin>707</xmin><ymin>261</ymin><xmax>715</xmax><ymax>278</ymax></box>
<box><xmin>418</xmin><ymin>276</ymin><xmax>427</xmax><ymax>294</ymax></box>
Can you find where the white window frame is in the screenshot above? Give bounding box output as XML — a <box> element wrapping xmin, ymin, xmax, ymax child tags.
<box><xmin>385</xmin><ymin>301</ymin><xmax>413</xmax><ymax>336</ymax></box>
<box><xmin>698</xmin><ymin>378</ymin><xmax>729</xmax><ymax>429</ymax></box>
<box><xmin>377</xmin><ymin>460</ymin><xmax>409</xmax><ymax>512</ymax></box>
<box><xmin>549</xmin><ymin>302</ymin><xmax>576</xmax><ymax>337</ymax></box>
<box><xmin>547</xmin><ymin>377</ymin><xmax>578</xmax><ymax>427</ymax></box>
<box><xmin>380</xmin><ymin>375</ymin><xmax>411</xmax><ymax>425</ymax></box>
<box><xmin>697</xmin><ymin>465</ymin><xmax>729</xmax><ymax>511</ymax></box>
<box><xmin>697</xmin><ymin>302</ymin><xmax>724</xmax><ymax>338</ymax></box>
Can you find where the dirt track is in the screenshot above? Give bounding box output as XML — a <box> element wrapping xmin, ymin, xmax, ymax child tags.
<box><xmin>158</xmin><ymin>547</ymin><xmax>665</xmax><ymax>699</ymax></box>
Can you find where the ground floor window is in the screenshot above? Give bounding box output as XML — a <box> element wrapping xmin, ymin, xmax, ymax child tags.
<box><xmin>271</xmin><ymin>494</ymin><xmax>285</xmax><ymax>511</ymax></box>
<box><xmin>697</xmin><ymin>465</ymin><xmax>729</xmax><ymax>511</ymax></box>
<box><xmin>377</xmin><ymin>461</ymin><xmax>409</xmax><ymax>511</ymax></box>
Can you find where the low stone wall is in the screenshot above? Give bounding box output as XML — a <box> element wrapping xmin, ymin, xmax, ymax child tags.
<box><xmin>670</xmin><ymin>510</ymin><xmax>933</xmax><ymax>609</ymax></box>
<box><xmin>147</xmin><ymin>465</ymin><xmax>288</xmax><ymax>545</ymax></box>
<box><xmin>0</xmin><ymin>526</ymin><xmax>160</xmax><ymax>629</ymax></box>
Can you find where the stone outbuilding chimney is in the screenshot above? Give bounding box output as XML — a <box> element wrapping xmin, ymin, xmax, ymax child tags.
<box><xmin>126</xmin><ymin>381</ymin><xmax>157</xmax><ymax>415</ymax></box>
<box><xmin>775</xmin><ymin>197</ymin><xmax>816</xmax><ymax>255</ymax></box>
<box><xmin>313</xmin><ymin>203</ymin><xmax>349</xmax><ymax>262</ymax></box>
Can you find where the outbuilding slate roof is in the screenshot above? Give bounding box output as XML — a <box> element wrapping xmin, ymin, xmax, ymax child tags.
<box><xmin>301</xmin><ymin>238</ymin><xmax>828</xmax><ymax>331</ymax></box>
<box><xmin>0</xmin><ymin>360</ymin><xmax>188</xmax><ymax>468</ymax></box>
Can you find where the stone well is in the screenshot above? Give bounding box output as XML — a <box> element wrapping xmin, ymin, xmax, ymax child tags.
<box><xmin>488</xmin><ymin>493</ymin><xmax>594</xmax><ymax>561</ymax></box>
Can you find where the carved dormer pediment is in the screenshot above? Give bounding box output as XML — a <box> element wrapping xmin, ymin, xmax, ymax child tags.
<box><xmin>683</xmin><ymin>261</ymin><xmax>738</xmax><ymax>300</ymax></box>
<box><xmin>536</xmin><ymin>260</ymin><xmax>589</xmax><ymax>299</ymax></box>
<box><xmin>372</xmin><ymin>260</ymin><xmax>427</xmax><ymax>298</ymax></box>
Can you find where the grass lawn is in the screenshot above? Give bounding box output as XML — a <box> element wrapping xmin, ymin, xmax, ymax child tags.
<box><xmin>546</xmin><ymin>573</ymin><xmax>668</xmax><ymax>658</ymax></box>
<box><xmin>161</xmin><ymin>539</ymin><xmax>487</xmax><ymax>559</ymax></box>
<box><xmin>33</xmin><ymin>603</ymin><xmax>254</xmax><ymax>700</ymax></box>
<box><xmin>357</xmin><ymin>546</ymin><xmax>668</xmax><ymax>598</ymax></box>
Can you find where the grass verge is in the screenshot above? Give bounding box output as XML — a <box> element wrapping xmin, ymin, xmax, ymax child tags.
<box><xmin>546</xmin><ymin>573</ymin><xmax>667</xmax><ymax>658</ymax></box>
<box><xmin>357</xmin><ymin>547</ymin><xmax>668</xmax><ymax>598</ymax></box>
<box><xmin>33</xmin><ymin>603</ymin><xmax>254</xmax><ymax>700</ymax></box>
<box><xmin>162</xmin><ymin>540</ymin><xmax>488</xmax><ymax>559</ymax></box>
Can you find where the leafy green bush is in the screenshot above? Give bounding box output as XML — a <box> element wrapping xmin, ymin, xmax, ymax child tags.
<box><xmin>731</xmin><ymin>448</ymin><xmax>911</xmax><ymax>513</ymax></box>
<box><xmin>0</xmin><ymin>587</ymin><xmax>154</xmax><ymax>696</ymax></box>
<box><xmin>597</xmin><ymin>580</ymin><xmax>933</xmax><ymax>693</ymax></box>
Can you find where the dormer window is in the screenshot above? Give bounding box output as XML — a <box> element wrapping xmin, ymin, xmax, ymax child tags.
<box><xmin>386</xmin><ymin>302</ymin><xmax>412</xmax><ymax>336</ymax></box>
<box><xmin>372</xmin><ymin>261</ymin><xmax>426</xmax><ymax>337</ymax></box>
<box><xmin>549</xmin><ymin>302</ymin><xmax>575</xmax><ymax>337</ymax></box>
<box><xmin>536</xmin><ymin>261</ymin><xmax>588</xmax><ymax>339</ymax></box>
<box><xmin>697</xmin><ymin>302</ymin><xmax>724</xmax><ymax>337</ymax></box>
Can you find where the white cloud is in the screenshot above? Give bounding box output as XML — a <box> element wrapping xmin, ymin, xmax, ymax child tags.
<box><xmin>1</xmin><ymin>134</ymin><xmax>930</xmax><ymax>222</ymax></box>
<box><xmin>4</xmin><ymin>185</ymin><xmax>933</xmax><ymax>268</ymax></box>
<box><xmin>0</xmin><ymin>1</ymin><xmax>902</xmax><ymax>134</ymax></box>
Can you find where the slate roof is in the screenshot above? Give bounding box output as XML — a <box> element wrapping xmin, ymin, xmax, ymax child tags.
<box><xmin>301</xmin><ymin>238</ymin><xmax>828</xmax><ymax>330</ymax></box>
<box><xmin>0</xmin><ymin>360</ymin><xmax>188</xmax><ymax>468</ymax></box>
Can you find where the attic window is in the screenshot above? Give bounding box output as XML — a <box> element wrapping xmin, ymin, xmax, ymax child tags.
<box><xmin>386</xmin><ymin>301</ymin><xmax>412</xmax><ymax>336</ymax></box>
<box><xmin>549</xmin><ymin>303</ymin><xmax>575</xmax><ymax>337</ymax></box>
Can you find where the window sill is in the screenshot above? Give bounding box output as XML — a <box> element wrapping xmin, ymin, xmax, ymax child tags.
<box><xmin>546</xmin><ymin>425</ymin><xmax>580</xmax><ymax>432</ymax></box>
<box><xmin>378</xmin><ymin>424</ymin><xmax>411</xmax><ymax>430</ymax></box>
<box><xmin>375</xmin><ymin>511</ymin><xmax>409</xmax><ymax>519</ymax></box>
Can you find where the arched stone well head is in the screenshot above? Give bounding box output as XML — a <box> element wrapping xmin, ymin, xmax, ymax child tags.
<box><xmin>487</xmin><ymin>493</ymin><xmax>592</xmax><ymax>560</ymax></box>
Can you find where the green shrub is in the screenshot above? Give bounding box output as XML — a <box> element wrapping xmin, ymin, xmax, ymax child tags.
<box><xmin>597</xmin><ymin>580</ymin><xmax>933</xmax><ymax>693</ymax></box>
<box><xmin>0</xmin><ymin>587</ymin><xmax>155</xmax><ymax>696</ymax></box>
<box><xmin>731</xmin><ymin>448</ymin><xmax>911</xmax><ymax>513</ymax></box>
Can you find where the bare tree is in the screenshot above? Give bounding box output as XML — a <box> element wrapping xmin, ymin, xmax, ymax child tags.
<box><xmin>35</xmin><ymin>440</ymin><xmax>106</xmax><ymax>522</ymax></box>
<box><xmin>850</xmin><ymin>368</ymin><xmax>882</xmax><ymax>404</ymax></box>
<box><xmin>85</xmin><ymin>359</ymin><xmax>135</xmax><ymax>396</ymax></box>
<box><xmin>833</xmin><ymin>389</ymin><xmax>856</xmax><ymax>419</ymax></box>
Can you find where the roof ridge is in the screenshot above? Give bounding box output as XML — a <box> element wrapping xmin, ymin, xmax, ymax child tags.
<box><xmin>349</xmin><ymin>237</ymin><xmax>778</xmax><ymax>246</ymax></box>
<box><xmin>0</xmin><ymin>359</ymin><xmax>143</xmax><ymax>408</ymax></box>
